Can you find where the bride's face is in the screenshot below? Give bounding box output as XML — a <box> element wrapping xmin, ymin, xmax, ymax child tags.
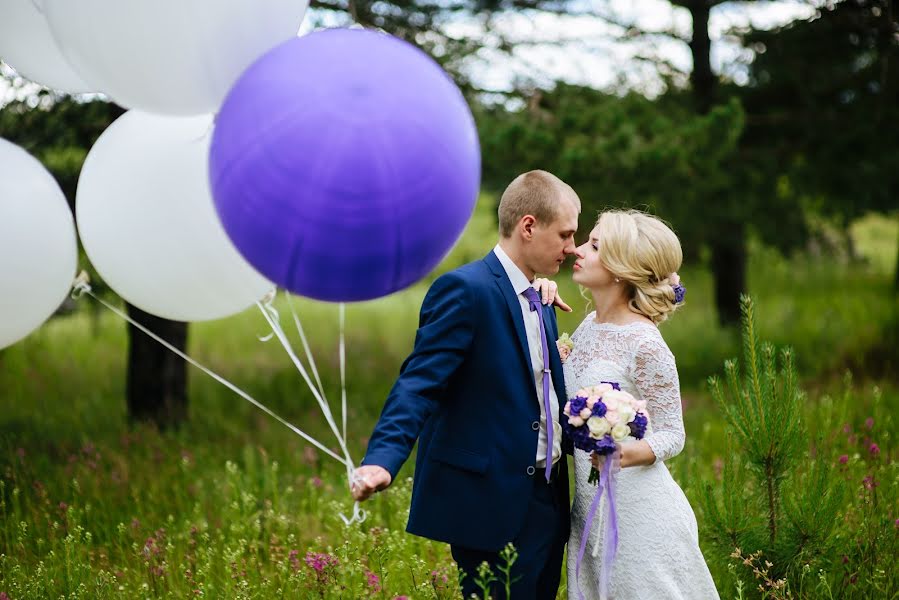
<box><xmin>572</xmin><ymin>226</ymin><xmax>616</xmax><ymax>290</ymax></box>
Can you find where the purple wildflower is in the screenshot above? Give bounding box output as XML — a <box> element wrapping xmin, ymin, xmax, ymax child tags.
<box><xmin>366</xmin><ymin>570</ymin><xmax>382</xmax><ymax>592</ymax></box>
<box><xmin>864</xmin><ymin>417</ymin><xmax>874</xmax><ymax>430</ymax></box>
<box><xmin>304</xmin><ymin>551</ymin><xmax>338</xmax><ymax>572</ymax></box>
<box><xmin>869</xmin><ymin>443</ymin><xmax>880</xmax><ymax>456</ymax></box>
<box><xmin>839</xmin><ymin>455</ymin><xmax>849</xmax><ymax>464</ymax></box>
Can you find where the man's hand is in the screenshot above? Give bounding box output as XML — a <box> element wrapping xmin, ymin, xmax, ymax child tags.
<box><xmin>532</xmin><ymin>278</ymin><xmax>572</xmax><ymax>312</ymax></box>
<box><xmin>351</xmin><ymin>465</ymin><xmax>392</xmax><ymax>502</ymax></box>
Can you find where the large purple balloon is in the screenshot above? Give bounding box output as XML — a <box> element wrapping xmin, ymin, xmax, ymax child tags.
<box><xmin>209</xmin><ymin>28</ymin><xmax>481</xmax><ymax>302</ymax></box>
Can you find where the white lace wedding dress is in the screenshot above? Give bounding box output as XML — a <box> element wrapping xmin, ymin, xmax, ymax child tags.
<box><xmin>564</xmin><ymin>315</ymin><xmax>720</xmax><ymax>600</ymax></box>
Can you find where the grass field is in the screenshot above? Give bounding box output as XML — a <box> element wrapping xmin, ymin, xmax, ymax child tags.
<box><xmin>0</xmin><ymin>209</ymin><xmax>895</xmax><ymax>598</ymax></box>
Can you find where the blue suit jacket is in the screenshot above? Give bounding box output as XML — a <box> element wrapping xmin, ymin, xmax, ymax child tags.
<box><xmin>362</xmin><ymin>251</ymin><xmax>570</xmax><ymax>551</ymax></box>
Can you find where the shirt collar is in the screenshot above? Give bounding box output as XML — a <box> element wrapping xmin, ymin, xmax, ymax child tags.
<box><xmin>493</xmin><ymin>244</ymin><xmax>532</xmax><ymax>296</ymax></box>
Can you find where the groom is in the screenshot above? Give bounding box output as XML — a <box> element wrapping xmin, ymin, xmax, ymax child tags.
<box><xmin>352</xmin><ymin>170</ymin><xmax>580</xmax><ymax>599</ymax></box>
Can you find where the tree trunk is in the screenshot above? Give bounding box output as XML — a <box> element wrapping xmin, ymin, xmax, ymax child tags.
<box><xmin>688</xmin><ymin>0</ymin><xmax>746</xmax><ymax>325</ymax></box>
<box><xmin>710</xmin><ymin>229</ymin><xmax>747</xmax><ymax>326</ymax></box>
<box><xmin>689</xmin><ymin>1</ymin><xmax>714</xmax><ymax>116</ymax></box>
<box><xmin>126</xmin><ymin>303</ymin><xmax>189</xmax><ymax>429</ymax></box>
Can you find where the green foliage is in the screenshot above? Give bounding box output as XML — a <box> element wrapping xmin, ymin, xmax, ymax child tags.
<box><xmin>710</xmin><ymin>297</ymin><xmax>805</xmax><ymax>497</ymax></box>
<box><xmin>699</xmin><ymin>299</ymin><xmax>897</xmax><ymax>599</ymax></box>
<box><xmin>475</xmin><ymin>85</ymin><xmax>746</xmax><ymax>252</ymax></box>
<box><xmin>735</xmin><ymin>0</ymin><xmax>899</xmax><ymax>281</ymax></box>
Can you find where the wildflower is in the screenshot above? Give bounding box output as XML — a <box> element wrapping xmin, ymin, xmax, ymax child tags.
<box><xmin>288</xmin><ymin>549</ymin><xmax>301</xmax><ymax>572</ymax></box>
<box><xmin>839</xmin><ymin>455</ymin><xmax>849</xmax><ymax>464</ymax></box>
<box><xmin>864</xmin><ymin>417</ymin><xmax>874</xmax><ymax>430</ymax></box>
<box><xmin>365</xmin><ymin>570</ymin><xmax>382</xmax><ymax>592</ymax></box>
<box><xmin>311</xmin><ymin>476</ymin><xmax>323</xmax><ymax>488</ymax></box>
<box><xmin>869</xmin><ymin>443</ymin><xmax>880</xmax><ymax>456</ymax></box>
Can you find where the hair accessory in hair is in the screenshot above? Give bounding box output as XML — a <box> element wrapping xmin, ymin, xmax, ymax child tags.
<box><xmin>670</xmin><ymin>272</ymin><xmax>686</xmax><ymax>304</ymax></box>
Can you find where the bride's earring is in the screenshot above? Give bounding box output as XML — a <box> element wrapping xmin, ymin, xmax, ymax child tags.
<box><xmin>615</xmin><ymin>278</ymin><xmax>620</xmax><ymax>283</ymax></box>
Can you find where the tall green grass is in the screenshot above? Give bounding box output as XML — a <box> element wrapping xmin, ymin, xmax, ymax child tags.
<box><xmin>0</xmin><ymin>208</ymin><xmax>895</xmax><ymax>598</ymax></box>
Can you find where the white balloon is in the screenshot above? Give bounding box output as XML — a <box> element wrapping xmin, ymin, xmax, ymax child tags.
<box><xmin>76</xmin><ymin>111</ymin><xmax>272</xmax><ymax>321</ymax></box>
<box><xmin>43</xmin><ymin>0</ymin><xmax>308</xmax><ymax>116</ymax></box>
<box><xmin>0</xmin><ymin>0</ymin><xmax>92</xmax><ymax>93</ymax></box>
<box><xmin>0</xmin><ymin>139</ymin><xmax>78</xmax><ymax>350</ymax></box>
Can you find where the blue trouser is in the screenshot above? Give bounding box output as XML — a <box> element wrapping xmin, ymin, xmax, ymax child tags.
<box><xmin>451</xmin><ymin>465</ymin><xmax>568</xmax><ymax>600</ymax></box>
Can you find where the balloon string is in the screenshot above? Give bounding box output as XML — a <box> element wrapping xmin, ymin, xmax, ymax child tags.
<box><xmin>69</xmin><ymin>275</ymin><xmax>347</xmax><ymax>466</ymax></box>
<box><xmin>339</xmin><ymin>303</ymin><xmax>347</xmax><ymax>447</ymax></box>
<box><xmin>282</xmin><ymin>295</ymin><xmax>356</xmax><ymax>523</ymax></box>
<box><xmin>256</xmin><ymin>298</ymin><xmax>365</xmax><ymax>526</ymax></box>
<box><xmin>284</xmin><ymin>293</ymin><xmax>328</xmax><ymax>404</ymax></box>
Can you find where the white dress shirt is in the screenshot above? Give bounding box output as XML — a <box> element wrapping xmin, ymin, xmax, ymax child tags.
<box><xmin>494</xmin><ymin>245</ymin><xmax>562</xmax><ymax>468</ymax></box>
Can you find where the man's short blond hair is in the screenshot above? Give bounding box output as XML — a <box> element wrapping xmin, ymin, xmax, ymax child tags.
<box><xmin>497</xmin><ymin>170</ymin><xmax>578</xmax><ymax>238</ymax></box>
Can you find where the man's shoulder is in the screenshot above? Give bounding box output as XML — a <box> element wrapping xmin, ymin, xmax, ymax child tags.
<box><xmin>435</xmin><ymin>257</ymin><xmax>492</xmax><ymax>288</ymax></box>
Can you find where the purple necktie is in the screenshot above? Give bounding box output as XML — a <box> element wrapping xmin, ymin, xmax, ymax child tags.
<box><xmin>522</xmin><ymin>286</ymin><xmax>554</xmax><ymax>482</ymax></box>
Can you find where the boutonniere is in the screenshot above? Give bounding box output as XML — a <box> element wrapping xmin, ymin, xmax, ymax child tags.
<box><xmin>556</xmin><ymin>332</ymin><xmax>574</xmax><ymax>363</ymax></box>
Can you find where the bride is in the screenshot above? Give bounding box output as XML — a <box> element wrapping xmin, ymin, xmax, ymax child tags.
<box><xmin>544</xmin><ymin>210</ymin><xmax>719</xmax><ymax>600</ymax></box>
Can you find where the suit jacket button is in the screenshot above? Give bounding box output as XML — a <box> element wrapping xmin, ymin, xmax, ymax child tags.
<box><xmin>526</xmin><ymin>466</ymin><xmax>536</xmax><ymax>476</ymax></box>
<box><xmin>531</xmin><ymin>421</ymin><xmax>540</xmax><ymax>431</ymax></box>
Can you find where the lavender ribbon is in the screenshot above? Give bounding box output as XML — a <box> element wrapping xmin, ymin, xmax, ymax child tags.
<box><xmin>523</xmin><ymin>287</ymin><xmax>554</xmax><ymax>482</ymax></box>
<box><xmin>575</xmin><ymin>451</ymin><xmax>620</xmax><ymax>600</ymax></box>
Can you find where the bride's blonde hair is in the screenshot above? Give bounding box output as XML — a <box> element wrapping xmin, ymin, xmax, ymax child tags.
<box><xmin>595</xmin><ymin>210</ymin><xmax>683</xmax><ymax>324</ymax></box>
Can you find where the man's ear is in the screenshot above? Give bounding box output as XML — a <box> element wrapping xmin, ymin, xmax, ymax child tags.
<box><xmin>520</xmin><ymin>215</ymin><xmax>536</xmax><ymax>240</ymax></box>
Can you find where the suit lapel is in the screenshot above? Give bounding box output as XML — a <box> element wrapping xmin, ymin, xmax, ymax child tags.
<box><xmin>483</xmin><ymin>252</ymin><xmax>534</xmax><ymax>382</ymax></box>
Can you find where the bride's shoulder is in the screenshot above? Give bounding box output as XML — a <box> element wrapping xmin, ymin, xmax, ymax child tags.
<box><xmin>632</xmin><ymin>324</ymin><xmax>675</xmax><ymax>360</ymax></box>
<box><xmin>570</xmin><ymin>311</ymin><xmax>597</xmax><ymax>339</ymax></box>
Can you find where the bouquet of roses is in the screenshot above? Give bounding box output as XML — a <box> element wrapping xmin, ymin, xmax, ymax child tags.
<box><xmin>562</xmin><ymin>382</ymin><xmax>649</xmax><ymax>484</ymax></box>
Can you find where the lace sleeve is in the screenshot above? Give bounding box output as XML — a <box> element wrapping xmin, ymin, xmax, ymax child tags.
<box><xmin>631</xmin><ymin>332</ymin><xmax>685</xmax><ymax>462</ymax></box>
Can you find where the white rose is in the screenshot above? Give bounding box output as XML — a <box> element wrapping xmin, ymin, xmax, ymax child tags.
<box><xmin>586</xmin><ymin>416</ymin><xmax>611</xmax><ymax>439</ymax></box>
<box><xmin>618</xmin><ymin>406</ymin><xmax>636</xmax><ymax>424</ymax></box>
<box><xmin>611</xmin><ymin>423</ymin><xmax>630</xmax><ymax>442</ymax></box>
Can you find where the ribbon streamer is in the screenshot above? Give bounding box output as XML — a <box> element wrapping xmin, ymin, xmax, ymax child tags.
<box><xmin>575</xmin><ymin>451</ymin><xmax>620</xmax><ymax>600</ymax></box>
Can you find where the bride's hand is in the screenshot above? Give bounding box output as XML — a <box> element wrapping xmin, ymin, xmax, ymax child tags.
<box><xmin>532</xmin><ymin>278</ymin><xmax>572</xmax><ymax>313</ymax></box>
<box><xmin>590</xmin><ymin>450</ymin><xmax>623</xmax><ymax>475</ymax></box>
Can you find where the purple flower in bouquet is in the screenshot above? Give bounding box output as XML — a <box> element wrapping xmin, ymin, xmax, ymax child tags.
<box><xmin>629</xmin><ymin>413</ymin><xmax>648</xmax><ymax>438</ymax></box>
<box><xmin>595</xmin><ymin>435</ymin><xmax>617</xmax><ymax>454</ymax></box>
<box><xmin>570</xmin><ymin>395</ymin><xmax>588</xmax><ymax>416</ymax></box>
